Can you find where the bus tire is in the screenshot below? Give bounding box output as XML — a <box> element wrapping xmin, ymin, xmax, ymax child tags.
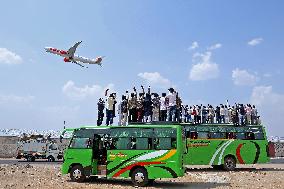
<box><xmin>131</xmin><ymin>167</ymin><xmax>149</xmax><ymax>187</ymax></box>
<box><xmin>223</xmin><ymin>156</ymin><xmax>236</xmax><ymax>171</ymax></box>
<box><xmin>47</xmin><ymin>156</ymin><xmax>55</xmax><ymax>162</ymax></box>
<box><xmin>70</xmin><ymin>165</ymin><xmax>86</xmax><ymax>182</ymax></box>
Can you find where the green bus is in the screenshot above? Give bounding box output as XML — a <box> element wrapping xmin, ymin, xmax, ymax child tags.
<box><xmin>62</xmin><ymin>124</ymin><xmax>185</xmax><ymax>186</ymax></box>
<box><xmin>182</xmin><ymin>123</ymin><xmax>270</xmax><ymax>171</ymax></box>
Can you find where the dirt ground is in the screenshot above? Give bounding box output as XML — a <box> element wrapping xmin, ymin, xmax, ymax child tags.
<box><xmin>0</xmin><ymin>163</ymin><xmax>284</xmax><ymax>189</ymax></box>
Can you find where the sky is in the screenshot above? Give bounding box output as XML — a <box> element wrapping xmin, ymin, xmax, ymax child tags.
<box><xmin>0</xmin><ymin>0</ymin><xmax>283</xmax><ymax>136</ymax></box>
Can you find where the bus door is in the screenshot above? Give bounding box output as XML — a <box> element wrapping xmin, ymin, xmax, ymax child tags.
<box><xmin>93</xmin><ymin>134</ymin><xmax>107</xmax><ymax>175</ymax></box>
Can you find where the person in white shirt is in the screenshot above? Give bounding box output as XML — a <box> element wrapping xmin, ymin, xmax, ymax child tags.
<box><xmin>160</xmin><ymin>93</ymin><xmax>167</xmax><ymax>121</ymax></box>
<box><xmin>224</xmin><ymin>105</ymin><xmax>229</xmax><ymax>123</ymax></box>
<box><xmin>246</xmin><ymin>104</ymin><xmax>252</xmax><ymax>124</ymax></box>
<box><xmin>220</xmin><ymin>105</ymin><xmax>225</xmax><ymax>123</ymax></box>
<box><xmin>228</xmin><ymin>105</ymin><xmax>232</xmax><ymax>123</ymax></box>
<box><xmin>105</xmin><ymin>93</ymin><xmax>115</xmax><ymax>126</ymax></box>
<box><xmin>120</xmin><ymin>95</ymin><xmax>128</xmax><ymax>126</ymax></box>
<box><xmin>166</xmin><ymin>88</ymin><xmax>177</xmax><ymax>122</ymax></box>
<box><xmin>251</xmin><ymin>105</ymin><xmax>258</xmax><ymax>124</ymax></box>
<box><xmin>208</xmin><ymin>105</ymin><xmax>214</xmax><ymax>123</ymax></box>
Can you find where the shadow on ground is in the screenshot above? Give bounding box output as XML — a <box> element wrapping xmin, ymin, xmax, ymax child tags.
<box><xmin>186</xmin><ymin>167</ymin><xmax>284</xmax><ymax>172</ymax></box>
<box><xmin>68</xmin><ymin>178</ymin><xmax>230</xmax><ymax>189</ymax></box>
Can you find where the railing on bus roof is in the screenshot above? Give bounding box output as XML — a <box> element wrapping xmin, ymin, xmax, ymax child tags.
<box><xmin>180</xmin><ymin>122</ymin><xmax>263</xmax><ymax>127</ymax></box>
<box><xmin>128</xmin><ymin>121</ymin><xmax>180</xmax><ymax>125</ymax></box>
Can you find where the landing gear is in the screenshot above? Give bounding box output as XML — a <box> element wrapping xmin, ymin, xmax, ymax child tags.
<box><xmin>72</xmin><ymin>60</ymin><xmax>87</xmax><ymax>68</ymax></box>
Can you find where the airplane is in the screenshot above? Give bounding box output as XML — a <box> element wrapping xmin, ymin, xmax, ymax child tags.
<box><xmin>44</xmin><ymin>41</ymin><xmax>104</xmax><ymax>68</ymax></box>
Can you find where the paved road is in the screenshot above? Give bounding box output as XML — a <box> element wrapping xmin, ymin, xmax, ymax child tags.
<box><xmin>270</xmin><ymin>158</ymin><xmax>284</xmax><ymax>164</ymax></box>
<box><xmin>0</xmin><ymin>158</ymin><xmax>283</xmax><ymax>165</ymax></box>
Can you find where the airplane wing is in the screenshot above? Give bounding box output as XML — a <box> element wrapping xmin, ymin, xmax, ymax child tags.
<box><xmin>67</xmin><ymin>41</ymin><xmax>82</xmax><ymax>57</ymax></box>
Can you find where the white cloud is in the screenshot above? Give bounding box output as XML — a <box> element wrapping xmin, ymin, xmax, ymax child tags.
<box><xmin>250</xmin><ymin>86</ymin><xmax>284</xmax><ymax>136</ymax></box>
<box><xmin>207</xmin><ymin>43</ymin><xmax>222</xmax><ymax>50</ymax></box>
<box><xmin>263</xmin><ymin>73</ymin><xmax>271</xmax><ymax>78</ymax></box>
<box><xmin>138</xmin><ymin>72</ymin><xmax>172</xmax><ymax>88</ymax></box>
<box><xmin>189</xmin><ymin>51</ymin><xmax>219</xmax><ymax>81</ymax></box>
<box><xmin>62</xmin><ymin>80</ymin><xmax>115</xmax><ymax>100</ymax></box>
<box><xmin>0</xmin><ymin>94</ymin><xmax>34</xmax><ymax>104</ymax></box>
<box><xmin>247</xmin><ymin>37</ymin><xmax>263</xmax><ymax>46</ymax></box>
<box><xmin>188</xmin><ymin>41</ymin><xmax>199</xmax><ymax>51</ymax></box>
<box><xmin>0</xmin><ymin>48</ymin><xmax>22</xmax><ymax>64</ymax></box>
<box><xmin>232</xmin><ymin>68</ymin><xmax>259</xmax><ymax>86</ymax></box>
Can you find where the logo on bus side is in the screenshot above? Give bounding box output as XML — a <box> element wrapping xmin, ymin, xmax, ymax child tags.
<box><xmin>188</xmin><ymin>141</ymin><xmax>210</xmax><ymax>147</ymax></box>
<box><xmin>109</xmin><ymin>152</ymin><xmax>128</xmax><ymax>160</ymax></box>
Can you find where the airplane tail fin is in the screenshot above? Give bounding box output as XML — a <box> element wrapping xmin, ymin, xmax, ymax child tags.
<box><xmin>96</xmin><ymin>56</ymin><xmax>105</xmax><ymax>67</ymax></box>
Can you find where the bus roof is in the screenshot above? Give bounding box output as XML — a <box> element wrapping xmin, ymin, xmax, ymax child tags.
<box><xmin>76</xmin><ymin>122</ymin><xmax>264</xmax><ymax>130</ymax></box>
<box><xmin>78</xmin><ymin>123</ymin><xmax>180</xmax><ymax>130</ymax></box>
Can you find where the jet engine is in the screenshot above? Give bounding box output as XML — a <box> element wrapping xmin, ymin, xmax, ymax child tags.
<box><xmin>63</xmin><ymin>57</ymin><xmax>71</xmax><ymax>62</ymax></box>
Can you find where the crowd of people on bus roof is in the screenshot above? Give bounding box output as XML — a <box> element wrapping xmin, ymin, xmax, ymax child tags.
<box><xmin>96</xmin><ymin>86</ymin><xmax>261</xmax><ymax>126</ymax></box>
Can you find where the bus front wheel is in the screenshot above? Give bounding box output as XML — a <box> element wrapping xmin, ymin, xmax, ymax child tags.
<box><xmin>70</xmin><ymin>165</ymin><xmax>86</xmax><ymax>182</ymax></box>
<box><xmin>223</xmin><ymin>156</ymin><xmax>236</xmax><ymax>171</ymax></box>
<box><xmin>131</xmin><ymin>167</ymin><xmax>149</xmax><ymax>187</ymax></box>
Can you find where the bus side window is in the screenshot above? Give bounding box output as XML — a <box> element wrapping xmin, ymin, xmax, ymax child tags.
<box><xmin>197</xmin><ymin>132</ymin><xmax>209</xmax><ymax>139</ymax></box>
<box><xmin>209</xmin><ymin>132</ymin><xmax>226</xmax><ymax>139</ymax></box>
<box><xmin>109</xmin><ymin>138</ymin><xmax>117</xmax><ymax>150</ymax></box>
<box><xmin>171</xmin><ymin>138</ymin><xmax>177</xmax><ymax>149</ymax></box>
<box><xmin>186</xmin><ymin>131</ymin><xmax>191</xmax><ymax>138</ymax></box>
<box><xmin>135</xmin><ymin>137</ymin><xmax>153</xmax><ymax>150</ymax></box>
<box><xmin>245</xmin><ymin>132</ymin><xmax>255</xmax><ymax>140</ymax></box>
<box><xmin>254</xmin><ymin>132</ymin><xmax>264</xmax><ymax>140</ymax></box>
<box><xmin>190</xmin><ymin>132</ymin><xmax>198</xmax><ymax>139</ymax></box>
<box><xmin>128</xmin><ymin>137</ymin><xmax>136</xmax><ymax>149</ymax></box>
<box><xmin>70</xmin><ymin>138</ymin><xmax>91</xmax><ymax>148</ymax></box>
<box><xmin>226</xmin><ymin>132</ymin><xmax>235</xmax><ymax>139</ymax></box>
<box><xmin>154</xmin><ymin>138</ymin><xmax>174</xmax><ymax>150</ymax></box>
<box><xmin>116</xmin><ymin>138</ymin><xmax>131</xmax><ymax>149</ymax></box>
<box><xmin>136</xmin><ymin>138</ymin><xmax>146</xmax><ymax>149</ymax></box>
<box><xmin>235</xmin><ymin>132</ymin><xmax>246</xmax><ymax>139</ymax></box>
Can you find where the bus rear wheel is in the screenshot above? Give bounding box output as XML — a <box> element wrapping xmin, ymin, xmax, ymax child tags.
<box><xmin>70</xmin><ymin>165</ymin><xmax>86</xmax><ymax>182</ymax></box>
<box><xmin>131</xmin><ymin>167</ymin><xmax>149</xmax><ymax>187</ymax></box>
<box><xmin>223</xmin><ymin>156</ymin><xmax>236</xmax><ymax>171</ymax></box>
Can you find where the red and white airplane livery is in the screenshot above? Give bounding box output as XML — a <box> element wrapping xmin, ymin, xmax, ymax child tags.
<box><xmin>45</xmin><ymin>41</ymin><xmax>104</xmax><ymax>68</ymax></box>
